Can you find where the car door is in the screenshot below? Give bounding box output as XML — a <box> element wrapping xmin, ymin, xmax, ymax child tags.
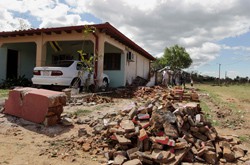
<box><xmin>76</xmin><ymin>62</ymin><xmax>90</xmax><ymax>85</ymax></box>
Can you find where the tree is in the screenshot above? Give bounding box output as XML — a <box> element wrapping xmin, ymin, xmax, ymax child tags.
<box><xmin>151</xmin><ymin>57</ymin><xmax>165</xmax><ymax>71</ymax></box>
<box><xmin>163</xmin><ymin>45</ymin><xmax>192</xmax><ymax>70</ymax></box>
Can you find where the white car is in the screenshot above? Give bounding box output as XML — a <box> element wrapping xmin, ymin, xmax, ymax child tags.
<box><xmin>31</xmin><ymin>60</ymin><xmax>110</xmax><ymax>90</ymax></box>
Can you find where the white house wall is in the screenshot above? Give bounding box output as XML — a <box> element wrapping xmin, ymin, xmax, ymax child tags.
<box><xmin>1</xmin><ymin>43</ymin><xmax>36</xmax><ymax>80</ymax></box>
<box><xmin>125</xmin><ymin>52</ymin><xmax>137</xmax><ymax>85</ymax></box>
<box><xmin>126</xmin><ymin>51</ymin><xmax>150</xmax><ymax>85</ymax></box>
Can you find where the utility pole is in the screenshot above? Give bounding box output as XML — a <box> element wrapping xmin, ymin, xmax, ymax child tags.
<box><xmin>218</xmin><ymin>63</ymin><xmax>221</xmax><ymax>85</ymax></box>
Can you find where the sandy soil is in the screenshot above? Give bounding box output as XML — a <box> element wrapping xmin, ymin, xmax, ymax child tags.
<box><xmin>0</xmin><ymin>97</ymin><xmax>132</xmax><ymax>165</ymax></box>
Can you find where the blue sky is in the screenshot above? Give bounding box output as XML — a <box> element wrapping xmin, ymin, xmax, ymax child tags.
<box><xmin>198</xmin><ymin>32</ymin><xmax>250</xmax><ymax>78</ymax></box>
<box><xmin>0</xmin><ymin>0</ymin><xmax>250</xmax><ymax>79</ymax></box>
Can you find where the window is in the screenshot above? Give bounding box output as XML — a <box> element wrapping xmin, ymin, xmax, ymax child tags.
<box><xmin>104</xmin><ymin>53</ymin><xmax>121</xmax><ymax>70</ymax></box>
<box><xmin>52</xmin><ymin>54</ymin><xmax>73</xmax><ymax>64</ymax></box>
<box><xmin>54</xmin><ymin>60</ymin><xmax>74</xmax><ymax>67</ymax></box>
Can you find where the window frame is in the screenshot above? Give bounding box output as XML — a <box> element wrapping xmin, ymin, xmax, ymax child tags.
<box><xmin>104</xmin><ymin>53</ymin><xmax>121</xmax><ymax>70</ymax></box>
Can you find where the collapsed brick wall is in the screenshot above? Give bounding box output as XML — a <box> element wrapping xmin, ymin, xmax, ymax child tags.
<box><xmin>76</xmin><ymin>86</ymin><xmax>248</xmax><ymax>164</ymax></box>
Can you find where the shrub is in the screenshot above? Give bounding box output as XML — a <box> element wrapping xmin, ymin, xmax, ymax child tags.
<box><xmin>0</xmin><ymin>75</ymin><xmax>32</xmax><ymax>89</ymax></box>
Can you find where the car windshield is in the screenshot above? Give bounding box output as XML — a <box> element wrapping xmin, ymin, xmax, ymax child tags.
<box><xmin>53</xmin><ymin>61</ymin><xmax>74</xmax><ymax>67</ymax></box>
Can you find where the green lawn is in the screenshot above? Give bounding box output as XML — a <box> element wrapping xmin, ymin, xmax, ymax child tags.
<box><xmin>197</xmin><ymin>84</ymin><xmax>250</xmax><ymax>102</ymax></box>
<box><xmin>0</xmin><ymin>89</ymin><xmax>9</xmax><ymax>98</ymax></box>
<box><xmin>197</xmin><ymin>84</ymin><xmax>250</xmax><ymax>128</ymax></box>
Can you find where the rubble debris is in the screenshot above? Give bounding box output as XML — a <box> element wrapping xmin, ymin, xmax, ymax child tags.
<box><xmin>131</xmin><ymin>76</ymin><xmax>148</xmax><ymax>87</ymax></box>
<box><xmin>68</xmin><ymin>86</ymin><xmax>248</xmax><ymax>164</ymax></box>
<box><xmin>69</xmin><ymin>93</ymin><xmax>113</xmax><ymax>106</ymax></box>
<box><xmin>4</xmin><ymin>87</ymin><xmax>66</xmax><ymax>126</ymax></box>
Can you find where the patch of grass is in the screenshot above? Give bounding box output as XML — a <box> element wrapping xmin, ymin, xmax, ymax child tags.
<box><xmin>197</xmin><ymin>84</ymin><xmax>246</xmax><ymax>112</ymax></box>
<box><xmin>0</xmin><ymin>89</ymin><xmax>9</xmax><ymax>98</ymax></box>
<box><xmin>197</xmin><ymin>84</ymin><xmax>248</xmax><ymax>128</ymax></box>
<box><xmin>239</xmin><ymin>135</ymin><xmax>250</xmax><ymax>142</ymax></box>
<box><xmin>94</xmin><ymin>105</ymin><xmax>102</xmax><ymax>110</ymax></box>
<box><xmin>72</xmin><ymin>109</ymin><xmax>91</xmax><ymax>116</ymax></box>
<box><xmin>200</xmin><ymin>100</ymin><xmax>220</xmax><ymax>126</ymax></box>
<box><xmin>197</xmin><ymin>84</ymin><xmax>250</xmax><ymax>103</ymax></box>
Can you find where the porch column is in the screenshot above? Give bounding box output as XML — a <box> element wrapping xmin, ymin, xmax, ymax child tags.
<box><xmin>36</xmin><ymin>40</ymin><xmax>47</xmax><ymax>67</ymax></box>
<box><xmin>96</xmin><ymin>34</ymin><xmax>105</xmax><ymax>87</ymax></box>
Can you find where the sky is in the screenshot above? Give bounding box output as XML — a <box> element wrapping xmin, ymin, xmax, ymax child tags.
<box><xmin>0</xmin><ymin>0</ymin><xmax>250</xmax><ymax>79</ymax></box>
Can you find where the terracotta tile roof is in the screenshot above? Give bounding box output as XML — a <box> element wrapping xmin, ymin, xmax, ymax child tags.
<box><xmin>0</xmin><ymin>22</ymin><xmax>155</xmax><ymax>60</ymax></box>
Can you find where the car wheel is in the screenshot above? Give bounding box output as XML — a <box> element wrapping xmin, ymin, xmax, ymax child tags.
<box><xmin>102</xmin><ymin>78</ymin><xmax>109</xmax><ymax>91</ymax></box>
<box><xmin>71</xmin><ymin>78</ymin><xmax>81</xmax><ymax>89</ymax></box>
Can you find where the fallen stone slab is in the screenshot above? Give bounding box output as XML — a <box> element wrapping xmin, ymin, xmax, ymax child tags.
<box><xmin>4</xmin><ymin>87</ymin><xmax>66</xmax><ymax>125</ymax></box>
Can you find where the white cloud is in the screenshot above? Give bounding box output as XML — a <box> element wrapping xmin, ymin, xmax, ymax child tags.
<box><xmin>0</xmin><ymin>8</ymin><xmax>31</xmax><ymax>31</ymax></box>
<box><xmin>186</xmin><ymin>42</ymin><xmax>221</xmax><ymax>68</ymax></box>
<box><xmin>0</xmin><ymin>0</ymin><xmax>93</xmax><ymax>30</ymax></box>
<box><xmin>71</xmin><ymin>0</ymin><xmax>250</xmax><ymax>67</ymax></box>
<box><xmin>222</xmin><ymin>45</ymin><xmax>250</xmax><ymax>52</ymax></box>
<box><xmin>1</xmin><ymin>0</ymin><xmax>250</xmax><ymax>71</ymax></box>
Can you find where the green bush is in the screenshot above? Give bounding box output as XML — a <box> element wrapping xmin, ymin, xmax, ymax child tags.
<box><xmin>0</xmin><ymin>75</ymin><xmax>32</xmax><ymax>89</ymax></box>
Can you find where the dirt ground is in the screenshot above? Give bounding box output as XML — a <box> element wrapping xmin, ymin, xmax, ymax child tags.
<box><xmin>198</xmin><ymin>89</ymin><xmax>250</xmax><ymax>151</ymax></box>
<box><xmin>0</xmin><ymin>87</ymin><xmax>250</xmax><ymax>165</ymax></box>
<box><xmin>0</xmin><ymin>95</ymin><xmax>133</xmax><ymax>165</ymax></box>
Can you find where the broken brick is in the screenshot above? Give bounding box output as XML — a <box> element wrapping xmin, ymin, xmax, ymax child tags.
<box><xmin>232</xmin><ymin>146</ymin><xmax>245</xmax><ymax>159</ymax></box>
<box><xmin>221</xmin><ymin>141</ymin><xmax>235</xmax><ymax>162</ymax></box>
<box><xmin>120</xmin><ymin>120</ymin><xmax>135</xmax><ymax>132</ymax></box>
<box><xmin>138</xmin><ymin>128</ymin><xmax>148</xmax><ymax>141</ymax></box>
<box><xmin>82</xmin><ymin>143</ymin><xmax>91</xmax><ymax>152</ymax></box>
<box><xmin>163</xmin><ymin>122</ymin><xmax>179</xmax><ymax>138</ymax></box>
<box><xmin>113</xmin><ymin>154</ymin><xmax>127</xmax><ymax>165</ymax></box>
<box><xmin>174</xmin><ymin>142</ymin><xmax>188</xmax><ymax>150</ymax></box>
<box><xmin>138</xmin><ymin>113</ymin><xmax>150</xmax><ymax>120</ymax></box>
<box><xmin>192</xmin><ymin>132</ymin><xmax>207</xmax><ymax>141</ymax></box>
<box><xmin>168</xmin><ymin>147</ymin><xmax>190</xmax><ymax>165</ymax></box>
<box><xmin>155</xmin><ymin>136</ymin><xmax>169</xmax><ymax>145</ymax></box>
<box><xmin>152</xmin><ymin>143</ymin><xmax>163</xmax><ymax>150</ymax></box>
<box><xmin>114</xmin><ymin>134</ymin><xmax>131</xmax><ymax>145</ymax></box>
<box><xmin>127</xmin><ymin>147</ymin><xmax>139</xmax><ymax>160</ymax></box>
<box><xmin>138</xmin><ymin>120</ymin><xmax>150</xmax><ymax>128</ymax></box>
<box><xmin>128</xmin><ymin>108</ymin><xmax>137</xmax><ymax>119</ymax></box>
<box><xmin>151</xmin><ymin>149</ymin><xmax>164</xmax><ymax>160</ymax></box>
<box><xmin>204</xmin><ymin>151</ymin><xmax>217</xmax><ymax>164</ymax></box>
<box><xmin>123</xmin><ymin>159</ymin><xmax>142</xmax><ymax>165</ymax></box>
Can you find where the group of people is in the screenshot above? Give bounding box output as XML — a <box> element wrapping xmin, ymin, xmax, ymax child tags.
<box><xmin>162</xmin><ymin>69</ymin><xmax>192</xmax><ymax>88</ymax></box>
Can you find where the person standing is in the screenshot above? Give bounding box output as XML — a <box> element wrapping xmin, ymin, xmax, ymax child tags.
<box><xmin>175</xmin><ymin>70</ymin><xmax>181</xmax><ymax>86</ymax></box>
<box><xmin>181</xmin><ymin>72</ymin><xmax>186</xmax><ymax>88</ymax></box>
<box><xmin>190</xmin><ymin>77</ymin><xmax>194</xmax><ymax>87</ymax></box>
<box><xmin>162</xmin><ymin>69</ymin><xmax>169</xmax><ymax>87</ymax></box>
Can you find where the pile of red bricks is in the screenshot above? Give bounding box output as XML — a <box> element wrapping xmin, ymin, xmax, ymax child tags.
<box><xmin>77</xmin><ymin>86</ymin><xmax>248</xmax><ymax>164</ymax></box>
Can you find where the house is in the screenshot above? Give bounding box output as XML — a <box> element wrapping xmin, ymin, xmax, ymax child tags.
<box><xmin>0</xmin><ymin>22</ymin><xmax>155</xmax><ymax>87</ymax></box>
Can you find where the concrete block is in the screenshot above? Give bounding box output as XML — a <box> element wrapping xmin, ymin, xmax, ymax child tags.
<box><xmin>4</xmin><ymin>87</ymin><xmax>66</xmax><ymax>124</ymax></box>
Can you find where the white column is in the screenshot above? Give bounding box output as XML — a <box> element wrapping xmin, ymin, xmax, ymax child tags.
<box><xmin>96</xmin><ymin>34</ymin><xmax>105</xmax><ymax>87</ymax></box>
<box><xmin>35</xmin><ymin>40</ymin><xmax>47</xmax><ymax>67</ymax></box>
